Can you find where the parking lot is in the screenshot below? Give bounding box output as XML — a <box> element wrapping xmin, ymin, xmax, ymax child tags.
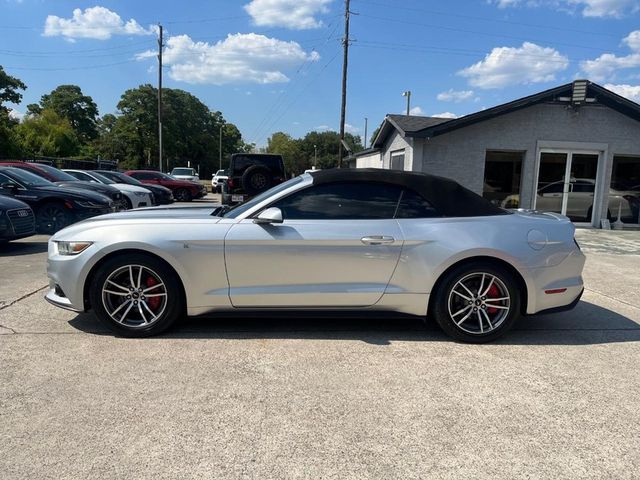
<box><xmin>1</xmin><ymin>223</ymin><xmax>639</xmax><ymax>479</ymax></box>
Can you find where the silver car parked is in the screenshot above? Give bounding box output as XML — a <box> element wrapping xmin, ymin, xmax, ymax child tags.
<box><xmin>45</xmin><ymin>169</ymin><xmax>585</xmax><ymax>343</ymax></box>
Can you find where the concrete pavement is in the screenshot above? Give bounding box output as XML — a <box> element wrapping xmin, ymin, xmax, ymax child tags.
<box><xmin>0</xmin><ymin>229</ymin><xmax>639</xmax><ymax>479</ymax></box>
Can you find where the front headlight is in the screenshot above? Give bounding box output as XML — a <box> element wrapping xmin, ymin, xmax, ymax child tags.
<box><xmin>56</xmin><ymin>241</ymin><xmax>93</xmax><ymax>255</ymax></box>
<box><xmin>133</xmin><ymin>191</ymin><xmax>148</xmax><ymax>197</ymax></box>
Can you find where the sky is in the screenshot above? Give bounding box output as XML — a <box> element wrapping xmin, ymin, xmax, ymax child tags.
<box><xmin>2</xmin><ymin>0</ymin><xmax>640</xmax><ymax>148</ymax></box>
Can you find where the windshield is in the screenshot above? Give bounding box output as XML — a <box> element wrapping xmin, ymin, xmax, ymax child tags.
<box><xmin>88</xmin><ymin>172</ymin><xmax>116</xmax><ymax>185</ymax></box>
<box><xmin>216</xmin><ymin>170</ymin><xmax>226</xmax><ymax>175</ymax></box>
<box><xmin>99</xmin><ymin>171</ymin><xmax>140</xmax><ymax>185</ymax></box>
<box><xmin>221</xmin><ymin>176</ymin><xmax>304</xmax><ymax>218</ymax></box>
<box><xmin>2</xmin><ymin>167</ymin><xmax>54</xmax><ymax>187</ymax></box>
<box><xmin>172</xmin><ymin>168</ymin><xmax>195</xmax><ymax>175</ymax></box>
<box><xmin>159</xmin><ymin>172</ymin><xmax>177</xmax><ymax>180</ymax></box>
<box><xmin>34</xmin><ymin>163</ymin><xmax>79</xmax><ymax>182</ymax></box>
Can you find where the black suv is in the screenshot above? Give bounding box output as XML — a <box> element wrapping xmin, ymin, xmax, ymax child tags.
<box><xmin>222</xmin><ymin>154</ymin><xmax>285</xmax><ymax>204</ymax></box>
<box><xmin>0</xmin><ymin>195</ymin><xmax>35</xmax><ymax>242</ymax></box>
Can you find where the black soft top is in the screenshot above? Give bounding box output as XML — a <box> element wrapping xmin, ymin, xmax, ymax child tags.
<box><xmin>308</xmin><ymin>168</ymin><xmax>506</xmax><ymax>217</ymax></box>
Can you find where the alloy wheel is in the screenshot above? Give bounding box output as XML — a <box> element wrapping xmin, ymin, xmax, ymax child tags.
<box><xmin>447</xmin><ymin>272</ymin><xmax>511</xmax><ymax>335</ymax></box>
<box><xmin>101</xmin><ymin>264</ymin><xmax>168</xmax><ymax>328</ymax></box>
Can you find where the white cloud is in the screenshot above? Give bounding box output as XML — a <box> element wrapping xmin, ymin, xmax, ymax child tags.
<box><xmin>458</xmin><ymin>42</ymin><xmax>569</xmax><ymax>89</ymax></box>
<box><xmin>431</xmin><ymin>112</ymin><xmax>458</xmax><ymax>119</ymax></box>
<box><xmin>44</xmin><ymin>7</ymin><xmax>154</xmax><ymax>41</ymax></box>
<box><xmin>345</xmin><ymin>123</ymin><xmax>360</xmax><ymax>133</ymax></box>
<box><xmin>137</xmin><ymin>33</ymin><xmax>319</xmax><ymax>85</ymax></box>
<box><xmin>624</xmin><ymin>30</ymin><xmax>640</xmax><ymax>51</ymax></box>
<box><xmin>580</xmin><ymin>31</ymin><xmax>640</xmax><ymax>81</ymax></box>
<box><xmin>604</xmin><ymin>83</ymin><xmax>640</xmax><ymax>102</ymax></box>
<box><xmin>491</xmin><ymin>0</ymin><xmax>639</xmax><ymax>18</ymax></box>
<box><xmin>409</xmin><ymin>106</ymin><xmax>424</xmax><ymax>115</ymax></box>
<box><xmin>8</xmin><ymin>109</ymin><xmax>24</xmax><ymax>121</ymax></box>
<box><xmin>437</xmin><ymin>89</ymin><xmax>475</xmax><ymax>102</ymax></box>
<box><xmin>315</xmin><ymin>125</ymin><xmax>332</xmax><ymax>131</ymax></box>
<box><xmin>244</xmin><ymin>0</ymin><xmax>332</xmax><ymax>30</ymax></box>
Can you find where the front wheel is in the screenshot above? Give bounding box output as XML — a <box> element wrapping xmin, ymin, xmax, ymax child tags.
<box><xmin>431</xmin><ymin>262</ymin><xmax>521</xmax><ymax>343</ymax></box>
<box><xmin>36</xmin><ymin>202</ymin><xmax>69</xmax><ymax>234</ymax></box>
<box><xmin>89</xmin><ymin>254</ymin><xmax>185</xmax><ymax>337</ymax></box>
<box><xmin>174</xmin><ymin>188</ymin><xmax>192</xmax><ymax>202</ymax></box>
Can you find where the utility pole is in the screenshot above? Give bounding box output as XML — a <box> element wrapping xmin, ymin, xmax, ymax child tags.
<box><xmin>338</xmin><ymin>0</ymin><xmax>351</xmax><ymax>168</ymax></box>
<box><xmin>402</xmin><ymin>90</ymin><xmax>411</xmax><ymax>116</ymax></box>
<box><xmin>219</xmin><ymin>124</ymin><xmax>223</xmax><ymax>170</ymax></box>
<box><xmin>157</xmin><ymin>24</ymin><xmax>164</xmax><ymax>172</ymax></box>
<box><xmin>363</xmin><ymin>117</ymin><xmax>368</xmax><ymax>149</ymax></box>
<box><xmin>314</xmin><ymin>144</ymin><xmax>317</xmax><ymax>168</ymax></box>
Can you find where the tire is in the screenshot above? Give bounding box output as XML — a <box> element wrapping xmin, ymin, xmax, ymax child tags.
<box><xmin>89</xmin><ymin>253</ymin><xmax>185</xmax><ymax>337</ymax></box>
<box><xmin>36</xmin><ymin>202</ymin><xmax>70</xmax><ymax>234</ymax></box>
<box><xmin>241</xmin><ymin>166</ymin><xmax>272</xmax><ymax>196</ymax></box>
<box><xmin>123</xmin><ymin>196</ymin><xmax>133</xmax><ymax>210</ymax></box>
<box><xmin>174</xmin><ymin>188</ymin><xmax>192</xmax><ymax>202</ymax></box>
<box><xmin>431</xmin><ymin>261</ymin><xmax>521</xmax><ymax>343</ymax></box>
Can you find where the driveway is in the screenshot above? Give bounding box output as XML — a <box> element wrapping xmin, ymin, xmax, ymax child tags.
<box><xmin>1</xmin><ymin>230</ymin><xmax>639</xmax><ymax>479</ymax></box>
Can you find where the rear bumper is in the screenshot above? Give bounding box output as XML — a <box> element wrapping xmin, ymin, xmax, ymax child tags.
<box><xmin>533</xmin><ymin>288</ymin><xmax>583</xmax><ymax>315</ymax></box>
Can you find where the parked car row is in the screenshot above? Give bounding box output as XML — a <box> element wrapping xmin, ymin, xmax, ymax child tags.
<box><xmin>0</xmin><ymin>162</ymin><xmax>207</xmax><ymax>239</ymax></box>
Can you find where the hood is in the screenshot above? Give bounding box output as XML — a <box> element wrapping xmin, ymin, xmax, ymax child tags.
<box><xmin>82</xmin><ymin>205</ymin><xmax>217</xmax><ymax>223</ymax></box>
<box><xmin>34</xmin><ymin>185</ymin><xmax>112</xmax><ymax>203</ymax></box>
<box><xmin>0</xmin><ymin>194</ymin><xmax>31</xmax><ymax>210</ymax></box>
<box><xmin>54</xmin><ymin>181</ymin><xmax>120</xmax><ymax>196</ymax></box>
<box><xmin>112</xmin><ymin>183</ymin><xmax>152</xmax><ymax>194</ymax></box>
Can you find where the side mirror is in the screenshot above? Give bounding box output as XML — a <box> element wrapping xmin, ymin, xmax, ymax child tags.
<box><xmin>253</xmin><ymin>207</ymin><xmax>283</xmax><ymax>225</ymax></box>
<box><xmin>1</xmin><ymin>182</ymin><xmax>18</xmax><ymax>193</ymax></box>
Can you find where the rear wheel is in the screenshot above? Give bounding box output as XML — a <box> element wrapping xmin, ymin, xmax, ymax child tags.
<box><xmin>431</xmin><ymin>262</ymin><xmax>521</xmax><ymax>343</ymax></box>
<box><xmin>242</xmin><ymin>166</ymin><xmax>272</xmax><ymax>196</ymax></box>
<box><xmin>174</xmin><ymin>188</ymin><xmax>192</xmax><ymax>202</ymax></box>
<box><xmin>89</xmin><ymin>254</ymin><xmax>185</xmax><ymax>337</ymax></box>
<box><xmin>36</xmin><ymin>202</ymin><xmax>69</xmax><ymax>234</ymax></box>
<box><xmin>122</xmin><ymin>196</ymin><xmax>133</xmax><ymax>210</ymax></box>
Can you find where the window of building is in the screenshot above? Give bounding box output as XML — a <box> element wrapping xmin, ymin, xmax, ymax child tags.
<box><xmin>483</xmin><ymin>151</ymin><xmax>523</xmax><ymax>208</ymax></box>
<box><xmin>390</xmin><ymin>150</ymin><xmax>405</xmax><ymax>170</ymax></box>
<box><xmin>609</xmin><ymin>155</ymin><xmax>640</xmax><ymax>223</ymax></box>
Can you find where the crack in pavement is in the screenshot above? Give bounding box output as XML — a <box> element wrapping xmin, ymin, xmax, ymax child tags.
<box><xmin>585</xmin><ymin>287</ymin><xmax>640</xmax><ymax>311</ymax></box>
<box><xmin>0</xmin><ymin>285</ymin><xmax>48</xmax><ymax>334</ymax></box>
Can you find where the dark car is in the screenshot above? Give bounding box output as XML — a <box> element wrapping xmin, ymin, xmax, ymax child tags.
<box><xmin>0</xmin><ymin>162</ymin><xmax>128</xmax><ymax>211</ymax></box>
<box><xmin>0</xmin><ymin>167</ymin><xmax>114</xmax><ymax>234</ymax></box>
<box><xmin>222</xmin><ymin>153</ymin><xmax>285</xmax><ymax>205</ymax></box>
<box><xmin>95</xmin><ymin>170</ymin><xmax>174</xmax><ymax>205</ymax></box>
<box><xmin>0</xmin><ymin>195</ymin><xmax>36</xmax><ymax>242</ymax></box>
<box><xmin>124</xmin><ymin>170</ymin><xmax>206</xmax><ymax>202</ymax></box>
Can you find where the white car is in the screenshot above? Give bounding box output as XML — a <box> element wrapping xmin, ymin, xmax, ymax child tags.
<box><xmin>171</xmin><ymin>167</ymin><xmax>199</xmax><ymax>183</ymax></box>
<box><xmin>211</xmin><ymin>169</ymin><xmax>228</xmax><ymax>193</ymax></box>
<box><xmin>63</xmin><ymin>170</ymin><xmax>155</xmax><ymax>209</ymax></box>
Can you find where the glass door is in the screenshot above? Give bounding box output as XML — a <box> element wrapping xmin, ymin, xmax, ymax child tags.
<box><xmin>535</xmin><ymin>151</ymin><xmax>600</xmax><ymax>223</ymax></box>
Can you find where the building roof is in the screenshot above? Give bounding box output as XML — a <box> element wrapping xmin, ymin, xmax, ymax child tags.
<box><xmin>345</xmin><ymin>147</ymin><xmax>380</xmax><ymax>161</ymax></box>
<box><xmin>308</xmin><ymin>168</ymin><xmax>506</xmax><ymax>217</ymax></box>
<box><xmin>372</xmin><ymin>81</ymin><xmax>640</xmax><ymax>147</ymax></box>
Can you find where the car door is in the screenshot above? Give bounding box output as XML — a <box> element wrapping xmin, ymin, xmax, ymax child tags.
<box><xmin>224</xmin><ymin>182</ymin><xmax>405</xmax><ymax>308</ymax></box>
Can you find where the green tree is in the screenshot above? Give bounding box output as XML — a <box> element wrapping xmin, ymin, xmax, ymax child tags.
<box><xmin>296</xmin><ymin>130</ymin><xmax>363</xmax><ymax>169</ymax></box>
<box><xmin>0</xmin><ymin>66</ymin><xmax>27</xmax><ymax>156</ymax></box>
<box><xmin>266</xmin><ymin>132</ymin><xmax>306</xmax><ymax>175</ymax></box>
<box><xmin>28</xmin><ymin>85</ymin><xmax>99</xmax><ymax>143</ymax></box>
<box><xmin>15</xmin><ymin>109</ymin><xmax>80</xmax><ymax>157</ymax></box>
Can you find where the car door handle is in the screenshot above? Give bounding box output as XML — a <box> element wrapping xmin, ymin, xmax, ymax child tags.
<box><xmin>361</xmin><ymin>236</ymin><xmax>395</xmax><ymax>245</ymax></box>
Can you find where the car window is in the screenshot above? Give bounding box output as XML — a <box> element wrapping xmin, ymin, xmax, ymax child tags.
<box><xmin>172</xmin><ymin>168</ymin><xmax>194</xmax><ymax>175</ymax></box>
<box><xmin>539</xmin><ymin>182</ymin><xmax>563</xmax><ymax>194</ymax></box>
<box><xmin>0</xmin><ymin>168</ymin><xmax>53</xmax><ymax>187</ymax></box>
<box><xmin>131</xmin><ymin>172</ymin><xmax>155</xmax><ymax>180</ymax></box>
<box><xmin>222</xmin><ymin>176</ymin><xmax>304</xmax><ymax>218</ymax></box>
<box><xmin>571</xmin><ymin>182</ymin><xmax>594</xmax><ymax>193</ymax></box>
<box><xmin>27</xmin><ymin>164</ymin><xmax>78</xmax><ymax>182</ymax></box>
<box><xmin>271</xmin><ymin>182</ymin><xmax>403</xmax><ymax>220</ymax></box>
<box><xmin>395</xmin><ymin>189</ymin><xmax>441</xmax><ymax>218</ymax></box>
<box><xmin>89</xmin><ymin>172</ymin><xmax>116</xmax><ymax>184</ymax></box>
<box><xmin>68</xmin><ymin>171</ymin><xmax>94</xmax><ymax>182</ymax></box>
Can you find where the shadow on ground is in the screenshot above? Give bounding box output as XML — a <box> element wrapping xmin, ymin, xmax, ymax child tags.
<box><xmin>0</xmin><ymin>241</ymin><xmax>48</xmax><ymax>257</ymax></box>
<box><xmin>68</xmin><ymin>299</ymin><xmax>640</xmax><ymax>346</ymax></box>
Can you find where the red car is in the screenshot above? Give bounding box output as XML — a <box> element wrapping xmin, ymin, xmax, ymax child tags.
<box><xmin>124</xmin><ymin>170</ymin><xmax>207</xmax><ymax>202</ymax></box>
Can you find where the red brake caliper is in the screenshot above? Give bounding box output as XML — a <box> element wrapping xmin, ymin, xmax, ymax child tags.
<box><xmin>145</xmin><ymin>276</ymin><xmax>161</xmax><ymax>311</ymax></box>
<box><xmin>486</xmin><ymin>284</ymin><xmax>500</xmax><ymax>314</ymax></box>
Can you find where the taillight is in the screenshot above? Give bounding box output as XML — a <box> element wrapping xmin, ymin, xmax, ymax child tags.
<box><xmin>227</xmin><ymin>178</ymin><xmax>235</xmax><ymax>188</ymax></box>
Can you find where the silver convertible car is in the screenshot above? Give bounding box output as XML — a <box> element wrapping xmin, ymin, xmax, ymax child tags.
<box><xmin>46</xmin><ymin>169</ymin><xmax>585</xmax><ymax>342</ymax></box>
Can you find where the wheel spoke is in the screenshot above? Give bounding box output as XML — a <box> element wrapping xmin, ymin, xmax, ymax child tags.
<box><xmin>477</xmin><ymin>273</ymin><xmax>485</xmax><ymax>297</ymax></box>
<box><xmin>110</xmin><ymin>299</ymin><xmax>131</xmax><ymax>318</ymax></box>
<box><xmin>144</xmin><ymin>293</ymin><xmax>167</xmax><ymax>298</ymax></box>
<box><xmin>119</xmin><ymin>302</ymin><xmax>134</xmax><ymax>323</ymax></box>
<box><xmin>141</xmin><ymin>301</ymin><xmax>158</xmax><ymax>321</ymax></box>
<box><xmin>480</xmin><ymin>308</ymin><xmax>494</xmax><ymax>330</ymax></box>
<box><xmin>452</xmin><ymin>289</ymin><xmax>472</xmax><ymax>301</ymax></box>
<box><xmin>143</xmin><ymin>283</ymin><xmax>165</xmax><ymax>293</ymax></box>
<box><xmin>484</xmin><ymin>303</ymin><xmax>509</xmax><ymax>310</ymax></box>
<box><xmin>129</xmin><ymin>266</ymin><xmax>135</xmax><ymax>288</ymax></box>
<box><xmin>455</xmin><ymin>308</ymin><xmax>474</xmax><ymax>326</ymax></box>
<box><xmin>106</xmin><ymin>280</ymin><xmax>129</xmax><ymax>292</ymax></box>
<box><xmin>103</xmin><ymin>290</ymin><xmax>129</xmax><ymax>296</ymax></box>
<box><xmin>459</xmin><ymin>281</ymin><xmax>475</xmax><ymax>298</ymax></box>
<box><xmin>481</xmin><ymin>277</ymin><xmax>495</xmax><ymax>297</ymax></box>
<box><xmin>138</xmin><ymin>303</ymin><xmax>148</xmax><ymax>325</ymax></box>
<box><xmin>477</xmin><ymin>310</ymin><xmax>484</xmax><ymax>333</ymax></box>
<box><xmin>137</xmin><ymin>266</ymin><xmax>143</xmax><ymax>289</ymax></box>
<box><xmin>486</xmin><ymin>297</ymin><xmax>509</xmax><ymax>302</ymax></box>
<box><xmin>452</xmin><ymin>304</ymin><xmax>472</xmax><ymax>317</ymax></box>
